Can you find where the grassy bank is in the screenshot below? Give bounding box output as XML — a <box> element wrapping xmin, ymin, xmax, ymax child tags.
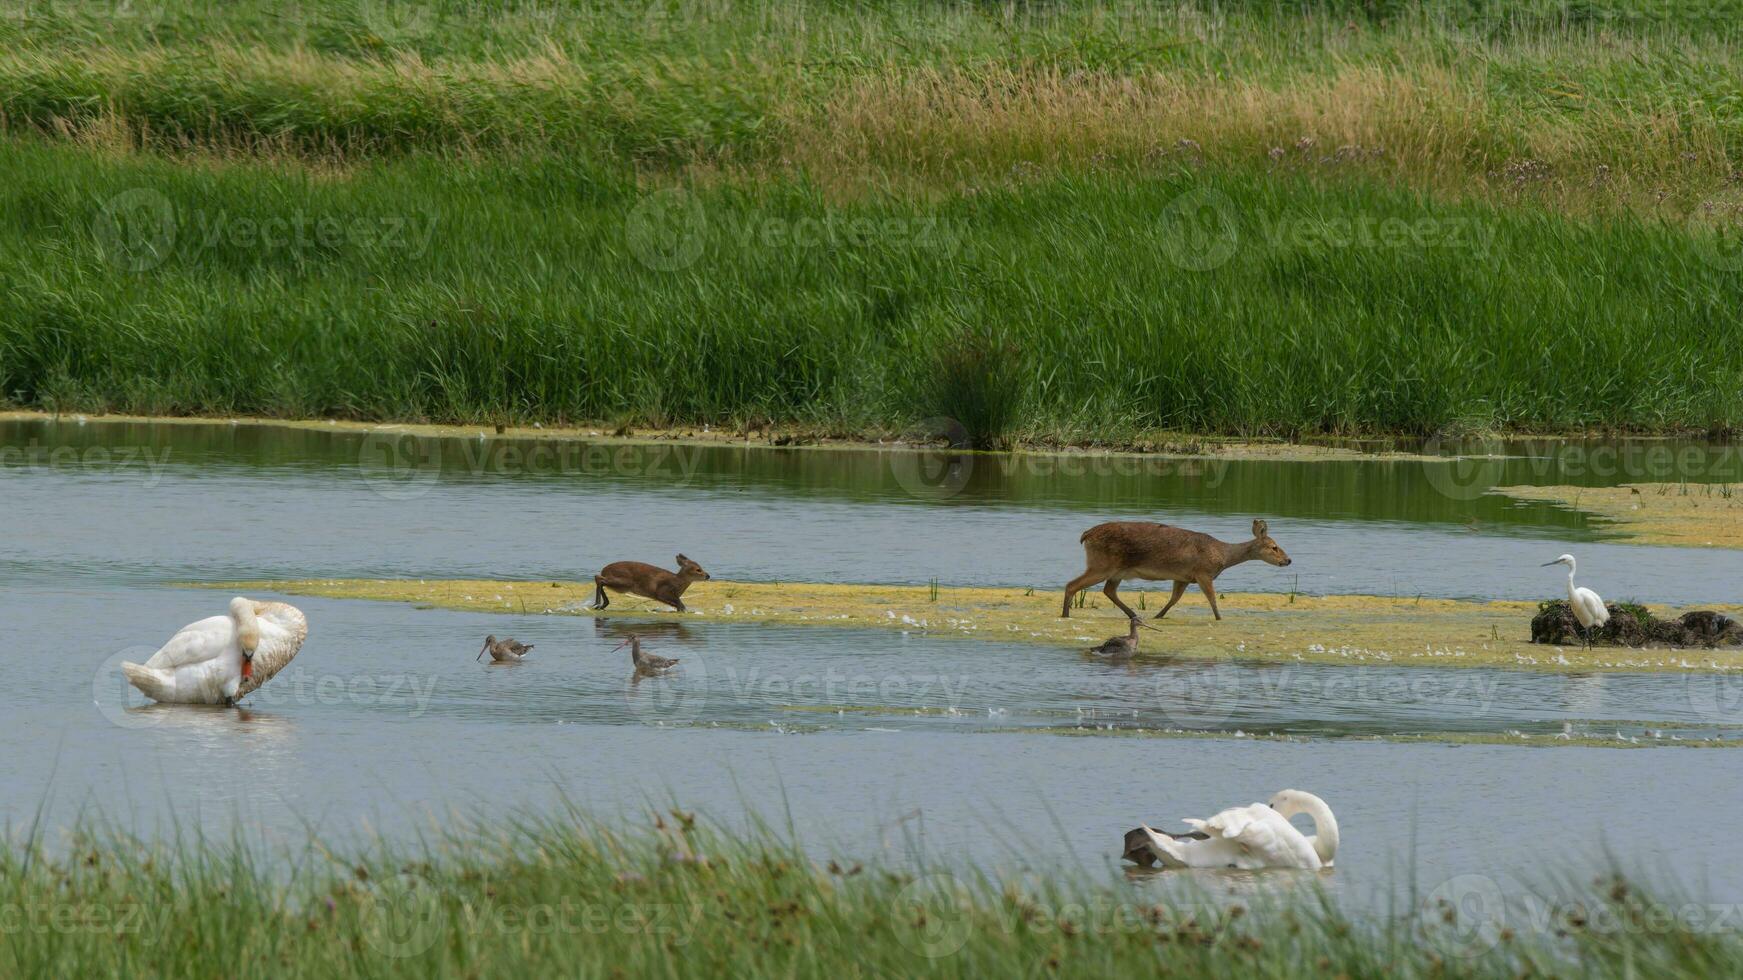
<box><xmin>1</xmin><ymin>1</ymin><xmax>1741</xmax><ymax>440</ymax></box>
<box><xmin>201</xmin><ymin>578</ymin><xmax>1743</xmax><ymax>673</ymax></box>
<box><xmin>3</xmin><ymin>815</ymin><xmax>1738</xmax><ymax>977</ymax></box>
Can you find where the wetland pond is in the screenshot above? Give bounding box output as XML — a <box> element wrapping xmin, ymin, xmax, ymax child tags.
<box><xmin>4</xmin><ymin>417</ymin><xmax>1741</xmax><ymax>909</ymax></box>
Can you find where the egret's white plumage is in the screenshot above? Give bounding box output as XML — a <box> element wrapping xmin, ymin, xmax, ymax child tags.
<box><xmin>122</xmin><ymin>598</ymin><xmax>307</xmax><ymax>704</ymax></box>
<box><xmin>1542</xmin><ymin>554</ymin><xmax>1608</xmax><ymax>645</ymax></box>
<box><xmin>1131</xmin><ymin>789</ymin><xmax>1339</xmax><ymax>870</ymax></box>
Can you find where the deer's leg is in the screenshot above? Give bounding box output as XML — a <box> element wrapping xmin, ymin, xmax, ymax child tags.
<box><xmin>593</xmin><ymin>576</ymin><xmax>610</xmax><ymax>609</ymax></box>
<box><xmin>1154</xmin><ymin>580</ymin><xmax>1189</xmax><ymax>619</ymax></box>
<box><xmin>1061</xmin><ymin>570</ymin><xmax>1103</xmax><ymax>618</ymax></box>
<box><xmin>1102</xmin><ymin>579</ymin><xmax>1139</xmax><ymax>621</ymax></box>
<box><xmin>1197</xmin><ymin>576</ymin><xmax>1222</xmax><ymax>620</ymax></box>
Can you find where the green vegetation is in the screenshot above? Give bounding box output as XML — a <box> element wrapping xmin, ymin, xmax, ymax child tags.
<box><xmin>3</xmin><ymin>814</ymin><xmax>1739</xmax><ymax>977</ymax></box>
<box><xmin>0</xmin><ymin>0</ymin><xmax>1741</xmax><ymax>443</ymax></box>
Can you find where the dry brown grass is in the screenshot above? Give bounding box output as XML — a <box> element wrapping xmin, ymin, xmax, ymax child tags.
<box><xmin>784</xmin><ymin>63</ymin><xmax>1741</xmax><ymax>213</ymax></box>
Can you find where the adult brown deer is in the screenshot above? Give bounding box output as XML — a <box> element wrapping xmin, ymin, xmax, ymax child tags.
<box><xmin>1061</xmin><ymin>519</ymin><xmax>1291</xmax><ymax>621</ymax></box>
<box><xmin>593</xmin><ymin>555</ymin><xmax>710</xmax><ymax>612</ymax></box>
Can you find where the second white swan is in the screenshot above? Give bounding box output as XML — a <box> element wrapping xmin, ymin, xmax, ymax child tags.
<box><xmin>122</xmin><ymin>597</ymin><xmax>308</xmax><ymax>705</ymax></box>
<box><xmin>1124</xmin><ymin>789</ymin><xmax>1339</xmax><ymax>870</ymax></box>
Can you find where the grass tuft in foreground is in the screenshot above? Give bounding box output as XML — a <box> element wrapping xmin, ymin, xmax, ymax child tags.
<box><xmin>1</xmin><ymin>813</ymin><xmax>1738</xmax><ymax>977</ymax></box>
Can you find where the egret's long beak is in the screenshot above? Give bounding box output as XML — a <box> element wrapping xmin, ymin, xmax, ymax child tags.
<box><xmin>1540</xmin><ymin>560</ymin><xmax>1561</xmax><ymax>567</ymax></box>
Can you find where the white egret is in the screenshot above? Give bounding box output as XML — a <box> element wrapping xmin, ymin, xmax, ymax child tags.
<box><xmin>122</xmin><ymin>598</ymin><xmax>307</xmax><ymax>705</ymax></box>
<box><xmin>1542</xmin><ymin>554</ymin><xmax>1609</xmax><ymax>648</ymax></box>
<box><xmin>1123</xmin><ymin>789</ymin><xmax>1339</xmax><ymax>870</ymax></box>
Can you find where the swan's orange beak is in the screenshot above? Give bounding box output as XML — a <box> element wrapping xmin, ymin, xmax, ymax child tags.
<box><xmin>241</xmin><ymin>653</ymin><xmax>254</xmax><ymax>679</ymax></box>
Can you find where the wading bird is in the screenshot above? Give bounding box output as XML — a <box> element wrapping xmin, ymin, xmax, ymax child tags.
<box><xmin>1123</xmin><ymin>789</ymin><xmax>1339</xmax><ymax>870</ymax></box>
<box><xmin>478</xmin><ymin>635</ymin><xmax>534</xmax><ymax>663</ymax></box>
<box><xmin>616</xmin><ymin>636</ymin><xmax>678</xmax><ymax>675</ymax></box>
<box><xmin>1542</xmin><ymin>553</ymin><xmax>1609</xmax><ymax>648</ymax></box>
<box><xmin>1087</xmin><ymin>617</ymin><xmax>1140</xmax><ymax>659</ymax></box>
<box><xmin>122</xmin><ymin>597</ymin><xmax>308</xmax><ymax>706</ymax></box>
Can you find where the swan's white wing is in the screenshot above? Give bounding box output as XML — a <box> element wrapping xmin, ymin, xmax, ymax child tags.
<box><xmin>235</xmin><ymin>601</ymin><xmax>307</xmax><ymax>698</ymax></box>
<box><xmin>1136</xmin><ymin>824</ymin><xmax>1259</xmax><ymax>869</ymax></box>
<box><xmin>1189</xmin><ymin>803</ymin><xmax>1322</xmax><ymax>869</ymax></box>
<box><xmin>141</xmin><ymin>615</ymin><xmax>236</xmax><ymax>670</ymax></box>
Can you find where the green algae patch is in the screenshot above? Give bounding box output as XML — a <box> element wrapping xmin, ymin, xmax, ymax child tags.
<box><xmin>1494</xmin><ymin>482</ymin><xmax>1743</xmax><ymax>549</ymax></box>
<box><xmin>197</xmin><ymin>578</ymin><xmax>1743</xmax><ymax>676</ymax></box>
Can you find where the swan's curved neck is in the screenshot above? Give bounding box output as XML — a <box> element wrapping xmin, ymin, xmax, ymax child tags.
<box><xmin>1291</xmin><ymin>797</ymin><xmax>1339</xmax><ymax>865</ymax></box>
<box><xmin>232</xmin><ymin>600</ymin><xmax>261</xmax><ymax>650</ymax></box>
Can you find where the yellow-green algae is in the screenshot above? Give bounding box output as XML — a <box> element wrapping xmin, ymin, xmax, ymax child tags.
<box><xmin>198</xmin><ymin>578</ymin><xmax>1743</xmax><ymax>675</ymax></box>
<box><xmin>1494</xmin><ymin>482</ymin><xmax>1743</xmax><ymax>549</ymax></box>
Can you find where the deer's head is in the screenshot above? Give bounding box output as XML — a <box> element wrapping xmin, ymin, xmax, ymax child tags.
<box><xmin>1251</xmin><ymin>520</ymin><xmax>1291</xmax><ymax>566</ymax></box>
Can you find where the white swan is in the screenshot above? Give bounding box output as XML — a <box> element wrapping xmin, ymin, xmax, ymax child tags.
<box><xmin>1542</xmin><ymin>553</ymin><xmax>1609</xmax><ymax>646</ymax></box>
<box><xmin>122</xmin><ymin>597</ymin><xmax>307</xmax><ymax>705</ymax></box>
<box><xmin>1125</xmin><ymin>789</ymin><xmax>1338</xmax><ymax>870</ymax></box>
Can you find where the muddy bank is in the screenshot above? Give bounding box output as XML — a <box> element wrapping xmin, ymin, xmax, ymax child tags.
<box><xmin>196</xmin><ymin>578</ymin><xmax>1743</xmax><ymax>675</ymax></box>
<box><xmin>1494</xmin><ymin>483</ymin><xmax>1743</xmax><ymax>549</ymax></box>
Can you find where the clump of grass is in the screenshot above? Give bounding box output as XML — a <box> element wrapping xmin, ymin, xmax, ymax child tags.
<box><xmin>921</xmin><ymin>326</ymin><xmax>1026</xmax><ymax>451</ymax></box>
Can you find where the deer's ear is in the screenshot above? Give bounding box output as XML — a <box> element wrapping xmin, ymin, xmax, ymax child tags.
<box><xmin>1252</xmin><ymin>519</ymin><xmax>1268</xmax><ymax>537</ymax></box>
<box><xmin>676</xmin><ymin>553</ymin><xmax>689</xmax><ymax>563</ymax></box>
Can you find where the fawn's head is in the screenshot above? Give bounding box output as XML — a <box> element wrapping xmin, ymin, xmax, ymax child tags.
<box><xmin>675</xmin><ymin>554</ymin><xmax>710</xmax><ymax>581</ymax></box>
<box><xmin>1251</xmin><ymin>520</ymin><xmax>1291</xmax><ymax>566</ymax></box>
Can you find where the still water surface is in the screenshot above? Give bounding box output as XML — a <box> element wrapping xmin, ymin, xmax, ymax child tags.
<box><xmin>3</xmin><ymin>419</ymin><xmax>1740</xmax><ymax>905</ymax></box>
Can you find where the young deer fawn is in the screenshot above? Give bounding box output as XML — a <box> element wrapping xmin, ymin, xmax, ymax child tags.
<box><xmin>1061</xmin><ymin>519</ymin><xmax>1291</xmax><ymax>621</ymax></box>
<box><xmin>593</xmin><ymin>555</ymin><xmax>710</xmax><ymax>612</ymax></box>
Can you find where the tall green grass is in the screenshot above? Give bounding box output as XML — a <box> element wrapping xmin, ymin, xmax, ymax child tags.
<box><xmin>1</xmin><ymin>140</ymin><xmax>1739</xmax><ymax>438</ymax></box>
<box><xmin>2</xmin><ymin>814</ymin><xmax>1738</xmax><ymax>977</ymax></box>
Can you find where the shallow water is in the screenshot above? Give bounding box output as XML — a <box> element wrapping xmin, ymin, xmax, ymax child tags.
<box><xmin>4</xmin><ymin>419</ymin><xmax>1742</xmax><ymax>908</ymax></box>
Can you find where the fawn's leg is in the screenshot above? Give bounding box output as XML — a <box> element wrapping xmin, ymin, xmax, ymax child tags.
<box><xmin>1061</xmin><ymin>570</ymin><xmax>1103</xmax><ymax>618</ymax></box>
<box><xmin>1102</xmin><ymin>579</ymin><xmax>1139</xmax><ymax>621</ymax></box>
<box><xmin>1196</xmin><ymin>577</ymin><xmax>1222</xmax><ymax>620</ymax></box>
<box><xmin>1154</xmin><ymin>580</ymin><xmax>1189</xmax><ymax>619</ymax></box>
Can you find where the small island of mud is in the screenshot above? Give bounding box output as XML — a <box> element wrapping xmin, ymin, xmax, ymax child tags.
<box><xmin>1532</xmin><ymin>600</ymin><xmax>1742</xmax><ymax>649</ymax></box>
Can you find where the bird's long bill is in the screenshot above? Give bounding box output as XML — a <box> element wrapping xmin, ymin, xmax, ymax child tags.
<box><xmin>610</xmin><ymin>639</ymin><xmax>630</xmax><ymax>653</ymax></box>
<box><xmin>1540</xmin><ymin>560</ymin><xmax>1562</xmax><ymax>566</ymax></box>
<box><xmin>477</xmin><ymin>642</ymin><xmax>490</xmax><ymax>661</ymax></box>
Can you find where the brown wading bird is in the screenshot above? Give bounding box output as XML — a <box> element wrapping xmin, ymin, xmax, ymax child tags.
<box><xmin>593</xmin><ymin>555</ymin><xmax>710</xmax><ymax>612</ymax></box>
<box><xmin>478</xmin><ymin>635</ymin><xmax>534</xmax><ymax>663</ymax></box>
<box><xmin>1062</xmin><ymin>519</ymin><xmax>1292</xmax><ymax>621</ymax></box>
<box><xmin>616</xmin><ymin>636</ymin><xmax>678</xmax><ymax>675</ymax></box>
<box><xmin>1087</xmin><ymin>617</ymin><xmax>1141</xmax><ymax>659</ymax></box>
